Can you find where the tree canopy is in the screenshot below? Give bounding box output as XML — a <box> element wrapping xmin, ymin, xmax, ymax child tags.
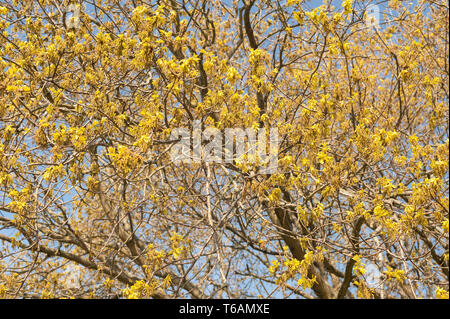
<box><xmin>0</xmin><ymin>0</ymin><xmax>448</xmax><ymax>299</ymax></box>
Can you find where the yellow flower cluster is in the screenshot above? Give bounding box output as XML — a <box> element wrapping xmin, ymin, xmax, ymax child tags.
<box><xmin>107</xmin><ymin>145</ymin><xmax>143</xmax><ymax>175</ymax></box>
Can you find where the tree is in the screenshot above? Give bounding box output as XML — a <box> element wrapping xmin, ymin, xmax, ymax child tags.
<box><xmin>0</xmin><ymin>0</ymin><xmax>448</xmax><ymax>299</ymax></box>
